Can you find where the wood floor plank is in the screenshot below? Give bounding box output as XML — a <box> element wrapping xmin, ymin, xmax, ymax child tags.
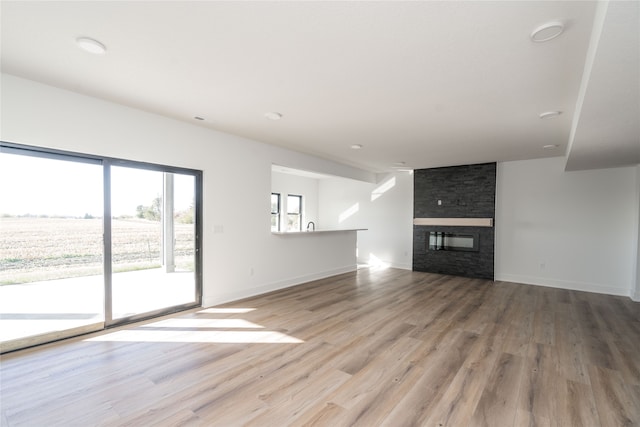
<box><xmin>332</xmin><ymin>321</ymin><xmax>415</xmax><ymax>376</ymax></box>
<box><xmin>1</xmin><ymin>268</ymin><xmax>639</xmax><ymax>426</ymax></box>
<box><xmin>514</xmin><ymin>408</ymin><xmax>551</xmax><ymax>427</ymax></box>
<box><xmin>606</xmin><ymin>341</ymin><xmax>640</xmax><ymax>386</ymax></box>
<box><xmin>589</xmin><ymin>365</ymin><xmax>640</xmax><ymax>426</ymax></box>
<box><xmin>554</xmin><ymin>310</ymin><xmax>590</xmax><ymax>385</ymax></box>
<box><xmin>532</xmin><ymin>311</ymin><xmax>555</xmax><ymax>346</ymax></box>
<box><xmin>463</xmin><ymin>321</ymin><xmax>509</xmax><ymax>374</ymax></box>
<box><xmin>247</xmin><ymin>367</ymin><xmax>350</xmax><ymax>426</ymax></box>
<box><xmin>502</xmin><ymin>305</ymin><xmax>534</xmax><ymax>357</ymax></box>
<box><xmin>557</xmin><ymin>379</ymin><xmax>600</xmax><ymax>427</ymax></box>
<box><xmin>423</xmin><ymin>366</ymin><xmax>487</xmax><ymax>427</ymax></box>
<box><xmin>327</xmin><ymin>337</ymin><xmax>421</xmax><ymax>408</ymax></box>
<box><xmin>469</xmin><ymin>352</ymin><xmax>524</xmax><ymax>427</ymax></box>
<box><xmin>378</xmin><ymin>330</ymin><xmax>480</xmax><ymax>426</ymax></box>
<box><xmin>518</xmin><ymin>343</ymin><xmax>562</xmax><ymax>423</ymax></box>
<box><xmin>292</xmin><ymin>402</ymin><xmax>348</xmax><ymax>427</ymax></box>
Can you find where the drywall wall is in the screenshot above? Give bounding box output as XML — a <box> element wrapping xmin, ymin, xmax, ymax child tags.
<box><xmin>1</xmin><ymin>73</ymin><xmax>374</xmax><ymax>306</ymax></box>
<box><xmin>271</xmin><ymin>171</ymin><xmax>319</xmax><ymax>231</ymax></box>
<box><xmin>318</xmin><ymin>172</ymin><xmax>414</xmax><ymax>269</ymax></box>
<box><xmin>496</xmin><ymin>157</ymin><xmax>638</xmax><ymax>297</ymax></box>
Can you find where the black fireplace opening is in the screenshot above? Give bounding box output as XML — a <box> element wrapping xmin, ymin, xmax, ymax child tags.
<box><xmin>428</xmin><ymin>231</ymin><xmax>479</xmax><ymax>252</ymax></box>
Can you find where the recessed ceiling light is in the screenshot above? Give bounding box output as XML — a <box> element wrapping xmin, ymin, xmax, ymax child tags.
<box><xmin>76</xmin><ymin>37</ymin><xmax>107</xmax><ymax>54</ymax></box>
<box><xmin>351</xmin><ymin>144</ymin><xmax>363</xmax><ymax>150</ymax></box>
<box><xmin>543</xmin><ymin>144</ymin><xmax>559</xmax><ymax>149</ymax></box>
<box><xmin>530</xmin><ymin>21</ymin><xmax>565</xmax><ymax>42</ymax></box>
<box><xmin>264</xmin><ymin>112</ymin><xmax>283</xmax><ymax>121</ymax></box>
<box><xmin>539</xmin><ymin>111</ymin><xmax>562</xmax><ymax>119</ymax></box>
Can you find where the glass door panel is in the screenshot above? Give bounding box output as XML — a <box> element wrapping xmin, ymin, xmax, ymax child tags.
<box><xmin>110</xmin><ymin>166</ymin><xmax>196</xmax><ymax>321</ymax></box>
<box><xmin>173</xmin><ymin>173</ymin><xmax>197</xmax><ymax>278</ymax></box>
<box><xmin>0</xmin><ymin>151</ymin><xmax>104</xmax><ymax>352</ymax></box>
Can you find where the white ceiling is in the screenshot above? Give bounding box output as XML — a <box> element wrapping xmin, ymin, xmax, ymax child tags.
<box><xmin>1</xmin><ymin>1</ymin><xmax>638</xmax><ymax>173</ymax></box>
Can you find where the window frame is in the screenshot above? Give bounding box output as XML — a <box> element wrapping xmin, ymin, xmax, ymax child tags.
<box><xmin>286</xmin><ymin>194</ymin><xmax>303</xmax><ymax>232</ymax></box>
<box><xmin>271</xmin><ymin>192</ymin><xmax>281</xmax><ymax>232</ymax></box>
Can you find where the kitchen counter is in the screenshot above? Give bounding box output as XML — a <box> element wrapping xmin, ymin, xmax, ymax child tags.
<box><xmin>272</xmin><ymin>228</ymin><xmax>366</xmax><ymax>235</ymax></box>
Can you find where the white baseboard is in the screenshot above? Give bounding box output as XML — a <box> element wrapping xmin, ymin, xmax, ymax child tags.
<box><xmin>390</xmin><ymin>262</ymin><xmax>412</xmax><ymax>270</ymax></box>
<box><xmin>203</xmin><ymin>264</ymin><xmax>356</xmax><ymax>307</ymax></box>
<box><xmin>495</xmin><ymin>273</ymin><xmax>630</xmax><ymax>297</ymax></box>
<box><xmin>203</xmin><ymin>270</ymin><xmax>640</xmax><ymax>307</ymax></box>
<box><xmin>357</xmin><ymin>257</ymin><xmax>412</xmax><ymax>271</ymax></box>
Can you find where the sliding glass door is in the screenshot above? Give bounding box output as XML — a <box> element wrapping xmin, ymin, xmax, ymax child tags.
<box><xmin>0</xmin><ymin>149</ymin><xmax>105</xmax><ymax>351</ymax></box>
<box><xmin>110</xmin><ymin>166</ymin><xmax>197</xmax><ymax>321</ymax></box>
<box><xmin>0</xmin><ymin>143</ymin><xmax>201</xmax><ymax>352</ymax></box>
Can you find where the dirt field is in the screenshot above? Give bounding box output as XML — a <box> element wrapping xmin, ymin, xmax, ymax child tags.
<box><xmin>0</xmin><ymin>217</ymin><xmax>195</xmax><ymax>284</ymax></box>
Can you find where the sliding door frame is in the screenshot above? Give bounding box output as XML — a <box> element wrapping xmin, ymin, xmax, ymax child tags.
<box><xmin>104</xmin><ymin>157</ymin><xmax>203</xmax><ymax>328</ymax></box>
<box><xmin>1</xmin><ymin>141</ymin><xmax>203</xmax><ymax>344</ymax></box>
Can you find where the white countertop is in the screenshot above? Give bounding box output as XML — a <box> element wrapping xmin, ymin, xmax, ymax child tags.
<box><xmin>272</xmin><ymin>228</ymin><xmax>367</xmax><ymax>235</ymax></box>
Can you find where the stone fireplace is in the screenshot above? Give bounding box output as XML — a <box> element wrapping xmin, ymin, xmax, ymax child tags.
<box><xmin>412</xmin><ymin>163</ymin><xmax>496</xmax><ymax>280</ymax></box>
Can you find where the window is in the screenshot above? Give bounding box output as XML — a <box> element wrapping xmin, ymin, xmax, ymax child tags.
<box><xmin>271</xmin><ymin>193</ymin><xmax>280</xmax><ymax>231</ymax></box>
<box><xmin>287</xmin><ymin>194</ymin><xmax>302</xmax><ymax>232</ymax></box>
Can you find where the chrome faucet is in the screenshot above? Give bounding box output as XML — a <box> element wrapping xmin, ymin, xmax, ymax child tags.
<box><xmin>306</xmin><ymin>221</ymin><xmax>315</xmax><ymax>232</ymax></box>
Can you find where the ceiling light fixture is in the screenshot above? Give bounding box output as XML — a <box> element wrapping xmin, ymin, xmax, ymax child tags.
<box><xmin>350</xmin><ymin>144</ymin><xmax>363</xmax><ymax>150</ymax></box>
<box><xmin>539</xmin><ymin>111</ymin><xmax>562</xmax><ymax>119</ymax></box>
<box><xmin>75</xmin><ymin>37</ymin><xmax>107</xmax><ymax>54</ymax></box>
<box><xmin>543</xmin><ymin>144</ymin><xmax>559</xmax><ymax>149</ymax></box>
<box><xmin>264</xmin><ymin>112</ymin><xmax>283</xmax><ymax>121</ymax></box>
<box><xmin>530</xmin><ymin>21</ymin><xmax>565</xmax><ymax>42</ymax></box>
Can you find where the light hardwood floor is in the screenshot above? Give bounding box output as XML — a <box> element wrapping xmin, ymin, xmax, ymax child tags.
<box><xmin>1</xmin><ymin>268</ymin><xmax>639</xmax><ymax>426</ymax></box>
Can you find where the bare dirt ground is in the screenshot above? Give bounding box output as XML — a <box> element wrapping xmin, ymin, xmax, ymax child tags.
<box><xmin>0</xmin><ymin>217</ymin><xmax>194</xmax><ymax>284</ymax></box>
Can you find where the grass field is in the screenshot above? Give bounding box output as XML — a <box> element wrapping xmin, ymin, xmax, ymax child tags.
<box><xmin>0</xmin><ymin>217</ymin><xmax>195</xmax><ymax>285</ymax></box>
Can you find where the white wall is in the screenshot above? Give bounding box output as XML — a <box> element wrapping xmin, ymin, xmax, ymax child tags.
<box><xmin>496</xmin><ymin>157</ymin><xmax>638</xmax><ymax>297</ymax></box>
<box><xmin>271</xmin><ymin>171</ymin><xmax>319</xmax><ymax>231</ymax></box>
<box><xmin>1</xmin><ymin>73</ymin><xmax>374</xmax><ymax>306</ymax></box>
<box><xmin>318</xmin><ymin>172</ymin><xmax>414</xmax><ymax>269</ymax></box>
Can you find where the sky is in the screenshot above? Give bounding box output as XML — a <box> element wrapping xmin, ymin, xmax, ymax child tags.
<box><xmin>0</xmin><ymin>152</ymin><xmax>194</xmax><ymax>217</ymax></box>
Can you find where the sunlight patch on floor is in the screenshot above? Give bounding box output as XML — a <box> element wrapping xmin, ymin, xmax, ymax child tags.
<box><xmin>147</xmin><ymin>318</ymin><xmax>264</xmax><ymax>329</ymax></box>
<box><xmin>85</xmin><ymin>309</ymin><xmax>303</xmax><ymax>344</ymax></box>
<box><xmin>199</xmin><ymin>308</ymin><xmax>255</xmax><ymax>314</ymax></box>
<box><xmin>367</xmin><ymin>253</ymin><xmax>391</xmax><ymax>269</ymax></box>
<box><xmin>85</xmin><ymin>329</ymin><xmax>303</xmax><ymax>344</ymax></box>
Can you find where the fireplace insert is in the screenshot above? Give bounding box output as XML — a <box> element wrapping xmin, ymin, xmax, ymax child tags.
<box><xmin>428</xmin><ymin>231</ymin><xmax>479</xmax><ymax>252</ymax></box>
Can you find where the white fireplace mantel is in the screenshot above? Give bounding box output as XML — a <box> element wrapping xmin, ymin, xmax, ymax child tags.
<box><xmin>413</xmin><ymin>218</ymin><xmax>494</xmax><ymax>227</ymax></box>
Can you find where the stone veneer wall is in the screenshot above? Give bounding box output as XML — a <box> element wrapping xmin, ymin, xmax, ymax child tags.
<box><xmin>413</xmin><ymin>163</ymin><xmax>496</xmax><ymax>280</ymax></box>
